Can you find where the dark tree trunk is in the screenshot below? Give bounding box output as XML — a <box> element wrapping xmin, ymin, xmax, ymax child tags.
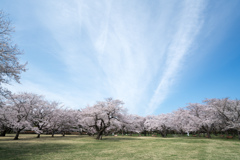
<box><xmin>226</xmin><ymin>130</ymin><xmax>229</xmax><ymax>136</ymax></box>
<box><xmin>180</xmin><ymin>130</ymin><xmax>184</xmax><ymax>136</ymax></box>
<box><xmin>0</xmin><ymin>129</ymin><xmax>7</xmax><ymax>136</ymax></box>
<box><xmin>238</xmin><ymin>131</ymin><xmax>240</xmax><ymax>140</ymax></box>
<box><xmin>52</xmin><ymin>131</ymin><xmax>55</xmax><ymax>137</ymax></box>
<box><xmin>159</xmin><ymin>131</ymin><xmax>165</xmax><ymax>137</ymax></box>
<box><xmin>37</xmin><ymin>134</ymin><xmax>40</xmax><ymax>138</ymax></box>
<box><xmin>214</xmin><ymin>130</ymin><xmax>218</xmax><ymax>136</ymax></box>
<box><xmin>144</xmin><ymin>130</ymin><xmax>147</xmax><ymax>136</ymax></box>
<box><xmin>14</xmin><ymin>129</ymin><xmax>21</xmax><ymax>140</ymax></box>
<box><xmin>206</xmin><ymin>131</ymin><xmax>211</xmax><ymax>138</ymax></box>
<box><xmin>161</xmin><ymin>129</ymin><xmax>167</xmax><ymax>137</ymax></box>
<box><xmin>96</xmin><ymin>130</ymin><xmax>104</xmax><ymax>140</ymax></box>
<box><xmin>197</xmin><ymin>131</ymin><xmax>200</xmax><ymax>137</ymax></box>
<box><xmin>87</xmin><ymin>133</ymin><xmax>92</xmax><ymax>136</ymax></box>
<box><xmin>62</xmin><ymin>132</ymin><xmax>65</xmax><ymax>136</ymax></box>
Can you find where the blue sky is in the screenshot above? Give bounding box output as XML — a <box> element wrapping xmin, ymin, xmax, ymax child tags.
<box><xmin>1</xmin><ymin>0</ymin><xmax>240</xmax><ymax>115</ymax></box>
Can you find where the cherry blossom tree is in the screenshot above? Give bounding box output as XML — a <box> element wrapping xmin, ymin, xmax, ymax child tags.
<box><xmin>0</xmin><ymin>10</ymin><xmax>27</xmax><ymax>96</ymax></box>
<box><xmin>187</xmin><ymin>103</ymin><xmax>219</xmax><ymax>138</ymax></box>
<box><xmin>31</xmin><ymin>100</ymin><xmax>58</xmax><ymax>138</ymax></box>
<box><xmin>133</xmin><ymin>115</ymin><xmax>148</xmax><ymax>136</ymax></box>
<box><xmin>81</xmin><ymin>98</ymin><xmax>127</xmax><ymax>140</ymax></box>
<box><xmin>0</xmin><ymin>11</ymin><xmax>27</xmax><ymax>136</ymax></box>
<box><xmin>46</xmin><ymin>108</ymin><xmax>64</xmax><ymax>137</ymax></box>
<box><xmin>171</xmin><ymin>108</ymin><xmax>198</xmax><ymax>135</ymax></box>
<box><xmin>144</xmin><ymin>115</ymin><xmax>158</xmax><ymax>135</ymax></box>
<box><xmin>0</xmin><ymin>102</ymin><xmax>12</xmax><ymax>136</ymax></box>
<box><xmin>157</xmin><ymin>113</ymin><xmax>173</xmax><ymax>137</ymax></box>
<box><xmin>144</xmin><ymin>114</ymin><xmax>172</xmax><ymax>137</ymax></box>
<box><xmin>117</xmin><ymin>114</ymin><xmax>134</xmax><ymax>136</ymax></box>
<box><xmin>58</xmin><ymin>109</ymin><xmax>81</xmax><ymax>136</ymax></box>
<box><xmin>3</xmin><ymin>93</ymin><xmax>42</xmax><ymax>140</ymax></box>
<box><xmin>205</xmin><ymin>98</ymin><xmax>240</xmax><ymax>139</ymax></box>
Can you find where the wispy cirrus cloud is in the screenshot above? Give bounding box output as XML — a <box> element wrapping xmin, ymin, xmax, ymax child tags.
<box><xmin>146</xmin><ymin>0</ymin><xmax>206</xmax><ymax>114</ymax></box>
<box><xmin>5</xmin><ymin>0</ymin><xmax>230</xmax><ymax>115</ymax></box>
<box><xmin>31</xmin><ymin>0</ymin><xmax>158</xmax><ymax>113</ymax></box>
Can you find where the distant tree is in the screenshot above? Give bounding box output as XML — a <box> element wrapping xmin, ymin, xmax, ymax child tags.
<box><xmin>31</xmin><ymin>99</ymin><xmax>57</xmax><ymax>138</ymax></box>
<box><xmin>172</xmin><ymin>108</ymin><xmax>198</xmax><ymax>135</ymax></box>
<box><xmin>3</xmin><ymin>93</ymin><xmax>42</xmax><ymax>140</ymax></box>
<box><xmin>47</xmin><ymin>108</ymin><xmax>63</xmax><ymax>137</ymax></box>
<box><xmin>57</xmin><ymin>109</ymin><xmax>80</xmax><ymax>136</ymax></box>
<box><xmin>81</xmin><ymin>98</ymin><xmax>127</xmax><ymax>140</ymax></box>
<box><xmin>187</xmin><ymin>103</ymin><xmax>219</xmax><ymax>138</ymax></box>
<box><xmin>0</xmin><ymin>100</ymin><xmax>12</xmax><ymax>136</ymax></box>
<box><xmin>0</xmin><ymin>10</ymin><xmax>27</xmax><ymax>96</ymax></box>
<box><xmin>132</xmin><ymin>115</ymin><xmax>148</xmax><ymax>136</ymax></box>
<box><xmin>205</xmin><ymin>98</ymin><xmax>240</xmax><ymax>139</ymax></box>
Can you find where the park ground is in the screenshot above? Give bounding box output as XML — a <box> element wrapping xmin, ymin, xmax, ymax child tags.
<box><xmin>0</xmin><ymin>134</ymin><xmax>240</xmax><ymax>160</ymax></box>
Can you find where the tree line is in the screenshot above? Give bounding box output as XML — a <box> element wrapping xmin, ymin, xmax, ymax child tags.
<box><xmin>0</xmin><ymin>93</ymin><xmax>239</xmax><ymax>140</ymax></box>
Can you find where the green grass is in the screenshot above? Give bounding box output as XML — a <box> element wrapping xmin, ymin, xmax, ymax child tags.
<box><xmin>0</xmin><ymin>134</ymin><xmax>240</xmax><ymax>160</ymax></box>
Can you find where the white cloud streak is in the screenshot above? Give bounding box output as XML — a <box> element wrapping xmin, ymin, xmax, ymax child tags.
<box><xmin>146</xmin><ymin>0</ymin><xmax>205</xmax><ymax>114</ymax></box>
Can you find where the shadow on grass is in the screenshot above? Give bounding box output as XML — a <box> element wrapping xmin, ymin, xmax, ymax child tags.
<box><xmin>154</xmin><ymin>135</ymin><xmax>240</xmax><ymax>143</ymax></box>
<box><xmin>0</xmin><ymin>134</ymin><xmax>87</xmax><ymax>142</ymax></box>
<box><xmin>0</xmin><ymin>142</ymin><xmax>72</xmax><ymax>160</ymax></box>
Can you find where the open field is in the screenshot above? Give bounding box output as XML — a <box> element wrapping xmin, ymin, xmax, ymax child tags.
<box><xmin>0</xmin><ymin>134</ymin><xmax>240</xmax><ymax>160</ymax></box>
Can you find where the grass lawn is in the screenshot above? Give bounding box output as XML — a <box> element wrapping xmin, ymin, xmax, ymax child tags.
<box><xmin>0</xmin><ymin>134</ymin><xmax>240</xmax><ymax>160</ymax></box>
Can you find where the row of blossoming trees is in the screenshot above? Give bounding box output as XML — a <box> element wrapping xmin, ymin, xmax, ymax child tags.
<box><xmin>0</xmin><ymin>92</ymin><xmax>239</xmax><ymax>140</ymax></box>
